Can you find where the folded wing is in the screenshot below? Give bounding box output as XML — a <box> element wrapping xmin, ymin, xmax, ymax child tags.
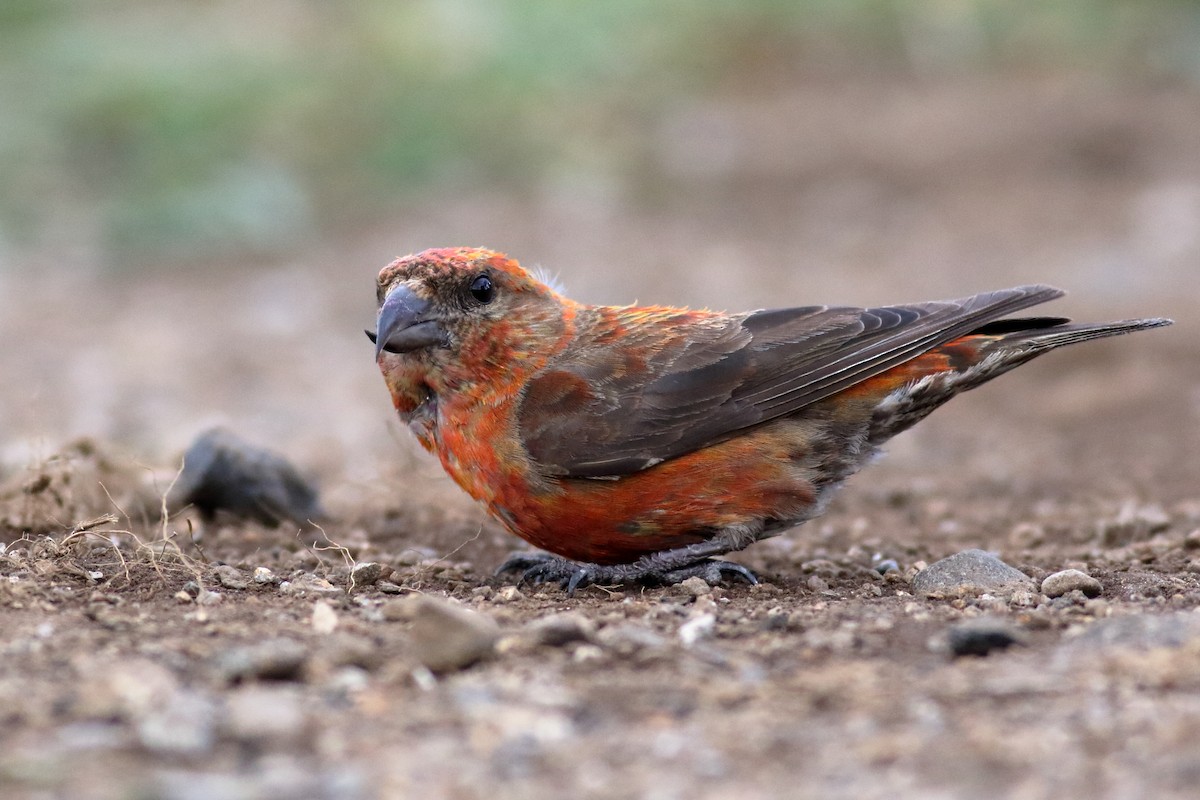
<box><xmin>518</xmin><ymin>285</ymin><xmax>1064</xmax><ymax>477</ymax></box>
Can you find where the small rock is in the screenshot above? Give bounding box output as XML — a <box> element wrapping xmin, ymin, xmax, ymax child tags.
<box><xmin>402</xmin><ymin>596</ymin><xmax>500</xmax><ymax>672</ymax></box>
<box><xmin>679</xmin><ymin>613</ymin><xmax>716</xmax><ymax>646</ymax></box>
<box><xmin>253</xmin><ymin>566</ymin><xmax>279</xmax><ymax>585</ymax></box>
<box><xmin>1100</xmin><ymin>501</ymin><xmax>1172</xmax><ymax>545</ymax></box>
<box><xmin>215</xmin><ymin>565</ymin><xmax>249</xmax><ymax>591</ymax></box>
<box><xmin>494</xmin><ymin>586</ymin><xmax>524</xmax><ymax>604</ymax></box>
<box><xmin>873</xmin><ymin>558</ymin><xmax>900</xmax><ymax>575</ymax></box>
<box><xmin>283</xmin><ymin>574</ymin><xmax>342</xmax><ymax>597</ymax></box>
<box><xmin>674</xmin><ymin>576</ymin><xmax>712</xmax><ymax>598</ymax></box>
<box><xmin>806</xmin><ymin>576</ymin><xmax>830</xmax><ymax>592</ymax></box>
<box><xmin>760</xmin><ymin>607</ymin><xmax>792</xmax><ymax>631</ymax></box>
<box><xmin>1183</xmin><ymin>529</ymin><xmax>1200</xmax><ymax>550</ymax></box>
<box><xmin>1068</xmin><ymin>612</ymin><xmax>1200</xmax><ymax>650</ymax></box>
<box><xmin>350</xmin><ymin>562</ymin><xmax>384</xmax><ymax>588</ymax></box>
<box><xmin>598</xmin><ymin>623</ymin><xmax>667</xmax><ymax>656</ymax></box>
<box><xmin>322</xmin><ymin>633</ymin><xmax>381</xmax><ymax>671</ymax></box>
<box><xmin>167</xmin><ymin>427</ymin><xmax>325</xmax><ymax>526</ymax></box>
<box><xmin>197</xmin><ymin>589</ymin><xmax>224</xmax><ymax>606</ymax></box>
<box><xmin>395</xmin><ymin>550</ymin><xmax>426</xmax><ymax>567</ymax></box>
<box><xmin>572</xmin><ymin>644</ymin><xmax>605</xmax><ymax>663</ymax></box>
<box><xmin>1041</xmin><ymin>569</ymin><xmax>1102</xmax><ymax>599</ymax></box>
<box><xmin>912</xmin><ymin>550</ymin><xmax>1034</xmax><ymax>597</ymax></box>
<box><xmin>377</xmin><ymin>580</ymin><xmax>404</xmax><ymax>594</ymax></box>
<box><xmin>311</xmin><ymin>600</ymin><xmax>339</xmax><ymax>635</ymax></box>
<box><xmin>137</xmin><ymin>690</ymin><xmax>218</xmax><ymax>755</ymax></box>
<box><xmin>218</xmin><ymin>638</ymin><xmax>308</xmax><ymax>683</ymax></box>
<box><xmin>527</xmin><ymin>612</ymin><xmax>595</xmax><ymax>647</ymax></box>
<box><xmin>1008</xmin><ymin>522</ymin><xmax>1046</xmax><ymax>548</ymax></box>
<box><xmin>222</xmin><ymin>685</ymin><xmax>308</xmax><ymax>745</ymax></box>
<box><xmin>946</xmin><ymin>619</ymin><xmax>1025</xmax><ymax>657</ymax></box>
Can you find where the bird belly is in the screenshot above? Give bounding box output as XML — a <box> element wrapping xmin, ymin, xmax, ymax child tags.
<box><xmin>503</xmin><ymin>421</ymin><xmax>831</xmax><ymax>564</ymax></box>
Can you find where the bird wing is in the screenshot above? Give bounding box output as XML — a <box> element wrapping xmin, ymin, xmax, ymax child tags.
<box><xmin>517</xmin><ymin>285</ymin><xmax>1064</xmax><ymax>477</ymax></box>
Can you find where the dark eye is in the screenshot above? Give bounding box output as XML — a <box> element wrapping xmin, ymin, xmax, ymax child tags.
<box><xmin>469</xmin><ymin>274</ymin><xmax>495</xmax><ymax>304</ymax></box>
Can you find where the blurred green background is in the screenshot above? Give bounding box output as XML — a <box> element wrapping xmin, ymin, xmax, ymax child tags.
<box><xmin>4</xmin><ymin>0</ymin><xmax>1200</xmax><ymax>272</ymax></box>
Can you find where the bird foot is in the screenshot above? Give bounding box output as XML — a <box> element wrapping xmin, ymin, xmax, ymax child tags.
<box><xmin>495</xmin><ymin>551</ymin><xmax>757</xmax><ymax>596</ymax></box>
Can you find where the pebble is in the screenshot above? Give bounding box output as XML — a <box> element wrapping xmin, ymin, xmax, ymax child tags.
<box><xmin>1100</xmin><ymin>502</ymin><xmax>1172</xmax><ymax>545</ymax></box>
<box><xmin>166</xmin><ymin>427</ymin><xmax>325</xmax><ymax>526</ymax></box>
<box><xmin>402</xmin><ymin>595</ymin><xmax>500</xmax><ymax>672</ymax></box>
<box><xmin>214</xmin><ymin>565</ymin><xmax>249</xmax><ymax>591</ymax></box>
<box><xmin>1068</xmin><ymin>611</ymin><xmax>1200</xmax><ymax>650</ymax></box>
<box><xmin>197</xmin><ymin>589</ymin><xmax>224</xmax><ymax>606</ymax></box>
<box><xmin>136</xmin><ymin>690</ymin><xmax>218</xmax><ymax>755</ymax></box>
<box><xmin>679</xmin><ymin>613</ymin><xmax>716</xmax><ymax>646</ymax></box>
<box><xmin>222</xmin><ymin>685</ymin><xmax>308</xmax><ymax>745</ymax></box>
<box><xmin>218</xmin><ymin>638</ymin><xmax>308</xmax><ymax>683</ymax></box>
<box><xmin>494</xmin><ymin>586</ymin><xmax>525</xmax><ymax>604</ymax></box>
<box><xmin>873</xmin><ymin>559</ymin><xmax>900</xmax><ymax>575</ymax></box>
<box><xmin>673</xmin><ymin>576</ymin><xmax>712</xmax><ymax>598</ymax></box>
<box><xmin>350</xmin><ymin>562</ymin><xmax>384</xmax><ymax>588</ymax></box>
<box><xmin>598</xmin><ymin>623</ymin><xmax>667</xmax><ymax>656</ymax></box>
<box><xmin>806</xmin><ymin>576</ymin><xmax>830</xmax><ymax>592</ymax></box>
<box><xmin>526</xmin><ymin>612</ymin><xmax>595</xmax><ymax>647</ymax></box>
<box><xmin>945</xmin><ymin>619</ymin><xmax>1025</xmax><ymax>657</ymax></box>
<box><xmin>912</xmin><ymin>550</ymin><xmax>1034</xmax><ymax>597</ymax></box>
<box><xmin>253</xmin><ymin>566</ymin><xmax>279</xmax><ymax>585</ymax></box>
<box><xmin>311</xmin><ymin>600</ymin><xmax>339</xmax><ymax>634</ymax></box>
<box><xmin>282</xmin><ymin>575</ymin><xmax>342</xmax><ymax>597</ymax></box>
<box><xmin>1041</xmin><ymin>569</ymin><xmax>1102</xmax><ymax>599</ymax></box>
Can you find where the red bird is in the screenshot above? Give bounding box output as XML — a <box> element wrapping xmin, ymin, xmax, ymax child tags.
<box><xmin>369</xmin><ymin>248</ymin><xmax>1170</xmax><ymax>592</ymax></box>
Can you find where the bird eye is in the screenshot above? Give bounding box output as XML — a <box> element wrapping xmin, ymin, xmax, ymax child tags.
<box><xmin>469</xmin><ymin>274</ymin><xmax>495</xmax><ymax>304</ymax></box>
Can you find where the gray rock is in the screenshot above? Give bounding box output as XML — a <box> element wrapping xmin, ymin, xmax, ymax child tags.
<box><xmin>167</xmin><ymin>427</ymin><xmax>325</xmax><ymax>527</ymax></box>
<box><xmin>137</xmin><ymin>690</ymin><xmax>218</xmax><ymax>755</ymax></box>
<box><xmin>401</xmin><ymin>596</ymin><xmax>500</xmax><ymax>672</ymax></box>
<box><xmin>526</xmin><ymin>612</ymin><xmax>595</xmax><ymax>647</ymax></box>
<box><xmin>282</xmin><ymin>574</ymin><xmax>342</xmax><ymax>597</ymax></box>
<box><xmin>873</xmin><ymin>558</ymin><xmax>901</xmax><ymax>575</ymax></box>
<box><xmin>597</xmin><ymin>623</ymin><xmax>667</xmax><ymax>656</ymax></box>
<box><xmin>1041</xmin><ymin>569</ymin><xmax>1102</xmax><ymax>598</ymax></box>
<box><xmin>222</xmin><ymin>685</ymin><xmax>308</xmax><ymax>746</ymax></box>
<box><xmin>946</xmin><ymin>619</ymin><xmax>1025</xmax><ymax>657</ymax></box>
<box><xmin>350</xmin><ymin>561</ymin><xmax>384</xmax><ymax>588</ymax></box>
<box><xmin>673</xmin><ymin>576</ymin><xmax>712</xmax><ymax>597</ymax></box>
<box><xmin>1069</xmin><ymin>612</ymin><xmax>1200</xmax><ymax>651</ymax></box>
<box><xmin>218</xmin><ymin>638</ymin><xmax>308</xmax><ymax>683</ymax></box>
<box><xmin>912</xmin><ymin>549</ymin><xmax>1034</xmax><ymax>597</ymax></box>
<box><xmin>253</xmin><ymin>566</ymin><xmax>280</xmax><ymax>585</ymax></box>
<box><xmin>214</xmin><ymin>565</ymin><xmax>248</xmax><ymax>591</ymax></box>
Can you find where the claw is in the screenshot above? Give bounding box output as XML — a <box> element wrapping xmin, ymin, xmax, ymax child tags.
<box><xmin>494</xmin><ymin>550</ymin><xmax>760</xmax><ymax>594</ymax></box>
<box><xmin>494</xmin><ymin>552</ymin><xmax>552</xmax><ymax>578</ymax></box>
<box><xmin>566</xmin><ymin>569</ymin><xmax>590</xmax><ymax>596</ymax></box>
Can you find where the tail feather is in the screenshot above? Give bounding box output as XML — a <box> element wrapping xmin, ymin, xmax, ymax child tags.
<box><xmin>993</xmin><ymin>317</ymin><xmax>1173</xmax><ymax>352</ymax></box>
<box><xmin>867</xmin><ymin>315</ymin><xmax>1171</xmax><ymax>443</ymax></box>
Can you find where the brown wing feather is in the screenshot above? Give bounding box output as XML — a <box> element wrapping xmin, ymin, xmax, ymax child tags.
<box><xmin>518</xmin><ymin>285</ymin><xmax>1064</xmax><ymax>478</ymax></box>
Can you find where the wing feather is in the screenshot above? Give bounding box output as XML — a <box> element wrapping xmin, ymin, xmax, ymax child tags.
<box><xmin>517</xmin><ymin>285</ymin><xmax>1064</xmax><ymax>477</ymax></box>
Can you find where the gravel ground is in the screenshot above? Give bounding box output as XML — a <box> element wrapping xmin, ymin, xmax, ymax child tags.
<box><xmin>2</xmin><ymin>72</ymin><xmax>1199</xmax><ymax>799</ymax></box>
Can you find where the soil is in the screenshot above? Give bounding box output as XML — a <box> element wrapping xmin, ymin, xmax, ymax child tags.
<box><xmin>2</xmin><ymin>73</ymin><xmax>1199</xmax><ymax>799</ymax></box>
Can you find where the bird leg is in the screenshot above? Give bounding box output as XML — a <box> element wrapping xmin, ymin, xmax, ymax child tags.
<box><xmin>495</xmin><ymin>541</ymin><xmax>758</xmax><ymax>596</ymax></box>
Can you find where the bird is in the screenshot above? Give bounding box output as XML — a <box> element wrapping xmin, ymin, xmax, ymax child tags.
<box><xmin>367</xmin><ymin>247</ymin><xmax>1171</xmax><ymax>593</ymax></box>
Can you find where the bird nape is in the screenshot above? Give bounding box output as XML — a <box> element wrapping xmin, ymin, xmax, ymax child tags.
<box><xmin>370</xmin><ymin>247</ymin><xmax>1172</xmax><ymax>594</ymax></box>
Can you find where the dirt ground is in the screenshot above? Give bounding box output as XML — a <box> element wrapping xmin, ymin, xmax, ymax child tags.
<box><xmin>2</xmin><ymin>73</ymin><xmax>1200</xmax><ymax>799</ymax></box>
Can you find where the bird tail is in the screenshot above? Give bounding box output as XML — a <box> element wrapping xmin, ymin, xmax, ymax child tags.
<box><xmin>980</xmin><ymin>316</ymin><xmax>1173</xmax><ymax>353</ymax></box>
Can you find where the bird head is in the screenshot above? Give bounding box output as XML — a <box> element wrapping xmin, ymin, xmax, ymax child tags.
<box><xmin>368</xmin><ymin>248</ymin><xmax>567</xmax><ymax>379</ymax></box>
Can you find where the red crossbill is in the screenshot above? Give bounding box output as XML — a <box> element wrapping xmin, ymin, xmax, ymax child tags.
<box><xmin>368</xmin><ymin>248</ymin><xmax>1170</xmax><ymax>592</ymax></box>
